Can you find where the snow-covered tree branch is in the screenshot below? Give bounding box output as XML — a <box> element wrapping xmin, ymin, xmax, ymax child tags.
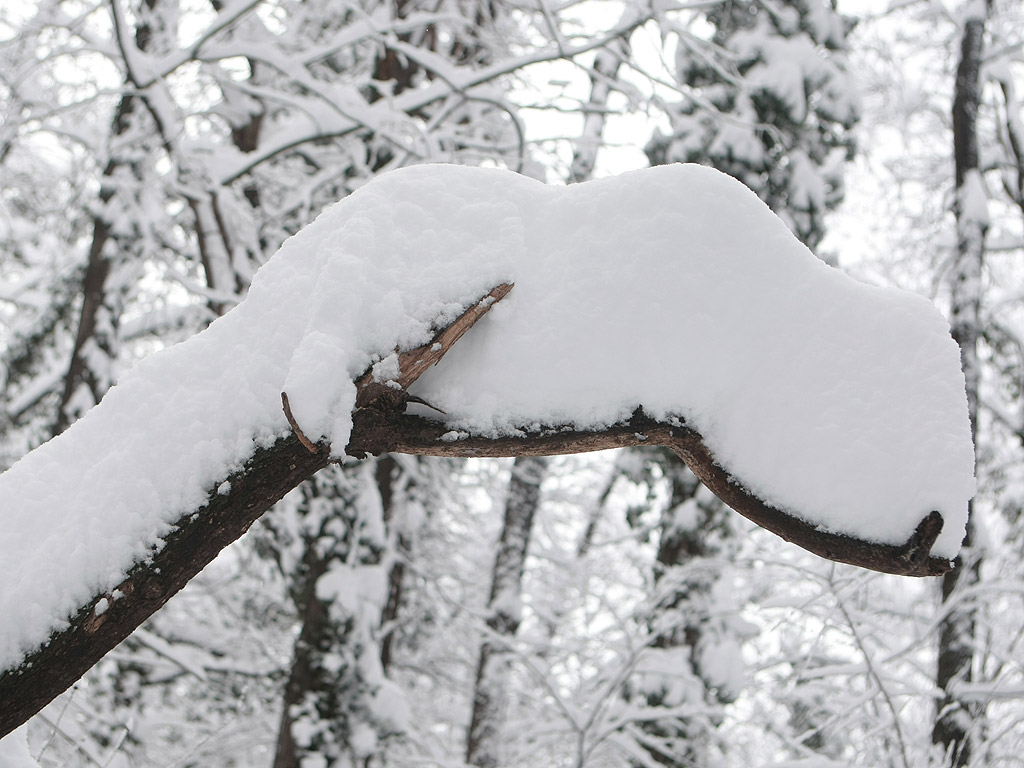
<box><xmin>0</xmin><ymin>163</ymin><xmax>974</xmax><ymax>737</ymax></box>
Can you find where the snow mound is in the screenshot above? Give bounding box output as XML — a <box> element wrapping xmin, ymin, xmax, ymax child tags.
<box><xmin>0</xmin><ymin>164</ymin><xmax>974</xmax><ymax>672</ymax></box>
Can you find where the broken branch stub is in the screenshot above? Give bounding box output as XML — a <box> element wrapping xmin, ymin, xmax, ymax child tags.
<box><xmin>282</xmin><ymin>283</ymin><xmax>514</xmax><ymax>454</ymax></box>
<box><xmin>355</xmin><ymin>282</ymin><xmax>514</xmax><ymax>410</ymax></box>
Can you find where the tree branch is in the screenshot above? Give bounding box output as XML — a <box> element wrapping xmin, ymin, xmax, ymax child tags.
<box><xmin>0</xmin><ymin>282</ymin><xmax>953</xmax><ymax>738</ymax></box>
<box><xmin>0</xmin><ymin>282</ymin><xmax>514</xmax><ymax>735</ymax></box>
<box><xmin>0</xmin><ymin>431</ymin><xmax>331</xmax><ymax>737</ymax></box>
<box><xmin>345</xmin><ymin>408</ymin><xmax>951</xmax><ymax>578</ymax></box>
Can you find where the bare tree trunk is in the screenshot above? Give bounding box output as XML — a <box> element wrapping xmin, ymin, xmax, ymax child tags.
<box><xmin>271</xmin><ymin>454</ymin><xmax>432</xmax><ymax>767</ymax></box>
<box><xmin>54</xmin><ymin>0</ymin><xmax>161</xmax><ymax>434</ymax></box>
<box><xmin>629</xmin><ymin>450</ymin><xmax>737</xmax><ymax>767</ymax></box>
<box><xmin>271</xmin><ymin>465</ymin><xmax>395</xmax><ymax>768</ymax></box>
<box><xmin>272</xmin><ymin>536</ymin><xmax>331</xmax><ymax>768</ymax></box>
<box><xmin>377</xmin><ymin>455</ymin><xmax>424</xmax><ymax>673</ymax></box>
<box><xmin>934</xmin><ymin>7</ymin><xmax>989</xmax><ymax>765</ymax></box>
<box><xmin>569</xmin><ymin>34</ymin><xmax>628</xmax><ymax>184</ymax></box>
<box><xmin>465</xmin><ymin>456</ymin><xmax>549</xmax><ymax>768</ymax></box>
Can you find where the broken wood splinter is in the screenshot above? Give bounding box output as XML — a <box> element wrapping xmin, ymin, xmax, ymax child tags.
<box><xmin>355</xmin><ymin>282</ymin><xmax>513</xmax><ymax>409</ymax></box>
<box><xmin>282</xmin><ymin>282</ymin><xmax>512</xmax><ymax>454</ymax></box>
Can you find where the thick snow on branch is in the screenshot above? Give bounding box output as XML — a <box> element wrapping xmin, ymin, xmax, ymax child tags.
<box><xmin>0</xmin><ymin>727</ymin><xmax>40</xmax><ymax>768</ymax></box>
<box><xmin>0</xmin><ymin>163</ymin><xmax>973</xmax><ymax>672</ymax></box>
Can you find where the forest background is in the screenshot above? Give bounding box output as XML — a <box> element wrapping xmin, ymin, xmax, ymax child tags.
<box><xmin>0</xmin><ymin>0</ymin><xmax>1021</xmax><ymax>765</ymax></box>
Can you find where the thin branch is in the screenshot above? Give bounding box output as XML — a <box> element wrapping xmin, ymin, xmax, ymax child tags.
<box><xmin>347</xmin><ymin>410</ymin><xmax>951</xmax><ymax>576</ymax></box>
<box><xmin>128</xmin><ymin>0</ymin><xmax>264</xmax><ymax>87</ymax></box>
<box><xmin>217</xmin><ymin>14</ymin><xmax>653</xmax><ymax>185</ymax></box>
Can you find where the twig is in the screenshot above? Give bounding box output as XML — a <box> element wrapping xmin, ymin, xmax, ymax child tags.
<box><xmin>281</xmin><ymin>392</ymin><xmax>319</xmax><ymax>453</ymax></box>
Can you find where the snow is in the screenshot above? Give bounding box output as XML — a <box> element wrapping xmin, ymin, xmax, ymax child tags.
<box><xmin>695</xmin><ymin>633</ymin><xmax>745</xmax><ymax>702</ymax></box>
<box><xmin>0</xmin><ymin>727</ymin><xmax>41</xmax><ymax>768</ymax></box>
<box><xmin>666</xmin><ymin>499</ymin><xmax>701</xmax><ymax>535</ymax></box>
<box><xmin>633</xmin><ymin>645</ymin><xmax>700</xmax><ymax>706</ymax></box>
<box><xmin>0</xmin><ymin>163</ymin><xmax>974</xmax><ymax>673</ymax></box>
<box><xmin>734</xmin><ymin>26</ymin><xmax>825</xmax><ymax>123</ymax></box>
<box><xmin>958</xmin><ymin>168</ymin><xmax>989</xmax><ymax>229</ymax></box>
<box><xmin>315</xmin><ymin>563</ymin><xmax>389</xmax><ymax>617</ymax></box>
<box><xmin>960</xmin><ymin>0</ymin><xmax>989</xmax><ymax>22</ymax></box>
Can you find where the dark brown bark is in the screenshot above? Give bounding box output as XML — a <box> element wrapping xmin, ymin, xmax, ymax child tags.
<box><xmin>376</xmin><ymin>455</ymin><xmax>411</xmax><ymax>672</ymax></box>
<box><xmin>934</xmin><ymin>526</ymin><xmax>981</xmax><ymax>767</ymax></box>
<box><xmin>952</xmin><ymin>18</ymin><xmax>985</xmax><ymax>191</ymax></box>
<box><xmin>575</xmin><ymin>466</ymin><xmax>618</xmax><ymax>558</ymax></box>
<box><xmin>352</xmin><ymin>408</ymin><xmax>950</xmax><ymax>577</ymax></box>
<box><xmin>995</xmin><ymin>75</ymin><xmax>1024</xmax><ymax>219</ymax></box>
<box><xmin>0</xmin><ymin>282</ymin><xmax>957</xmax><ymax>738</ymax></box>
<box><xmin>54</xmin><ymin>217</ymin><xmax>115</xmax><ymax>434</ymax></box>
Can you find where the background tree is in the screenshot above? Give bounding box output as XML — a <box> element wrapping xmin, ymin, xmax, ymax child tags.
<box><xmin>934</xmin><ymin>1</ymin><xmax>989</xmax><ymax>763</ymax></box>
<box><xmin>1</xmin><ymin>0</ymin><xmax>1023</xmax><ymax>765</ymax></box>
<box><xmin>645</xmin><ymin>0</ymin><xmax>859</xmax><ymax>250</ymax></box>
<box><xmin>0</xmin><ymin>0</ymin><xmax>650</xmax><ymax>762</ymax></box>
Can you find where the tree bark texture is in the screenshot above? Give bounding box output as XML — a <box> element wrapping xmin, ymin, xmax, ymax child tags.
<box><xmin>377</xmin><ymin>455</ymin><xmax>419</xmax><ymax>672</ymax></box>
<box><xmin>272</xmin><ymin>534</ymin><xmax>331</xmax><ymax>768</ymax></box>
<box><xmin>0</xmin><ymin>431</ymin><xmax>329</xmax><ymax>737</ymax></box>
<box><xmin>465</xmin><ymin>455</ymin><xmax>549</xmax><ymax>768</ymax></box>
<box><xmin>934</xmin><ymin>9</ymin><xmax>989</xmax><ymax>765</ymax></box>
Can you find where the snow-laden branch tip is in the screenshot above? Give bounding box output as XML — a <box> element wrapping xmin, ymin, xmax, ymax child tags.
<box><xmin>0</xmin><ymin>163</ymin><xmax>974</xmax><ymax>736</ymax></box>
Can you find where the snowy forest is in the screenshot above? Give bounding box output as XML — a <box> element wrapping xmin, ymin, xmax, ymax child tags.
<box><xmin>0</xmin><ymin>0</ymin><xmax>1021</xmax><ymax>765</ymax></box>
